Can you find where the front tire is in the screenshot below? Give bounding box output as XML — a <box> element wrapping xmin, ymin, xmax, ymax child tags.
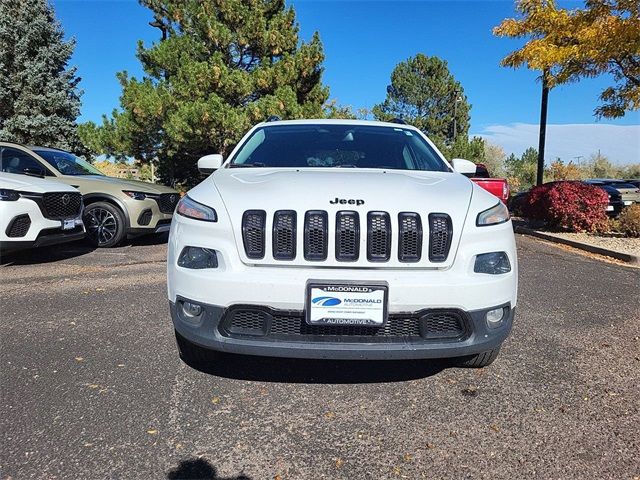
<box><xmin>84</xmin><ymin>202</ymin><xmax>126</xmax><ymax>248</ymax></box>
<box><xmin>455</xmin><ymin>347</ymin><xmax>501</xmax><ymax>368</ymax></box>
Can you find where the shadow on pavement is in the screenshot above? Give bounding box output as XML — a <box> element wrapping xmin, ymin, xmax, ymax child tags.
<box><xmin>183</xmin><ymin>352</ymin><xmax>448</xmax><ymax>384</ymax></box>
<box><xmin>167</xmin><ymin>458</ymin><xmax>251</xmax><ymax>480</ymax></box>
<box><xmin>0</xmin><ymin>240</ymin><xmax>95</xmax><ymax>266</ymax></box>
<box><xmin>127</xmin><ymin>231</ymin><xmax>169</xmax><ymax>247</ymax></box>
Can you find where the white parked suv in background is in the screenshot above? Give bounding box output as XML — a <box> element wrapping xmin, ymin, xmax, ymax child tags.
<box><xmin>0</xmin><ymin>172</ymin><xmax>85</xmax><ymax>253</ymax></box>
<box><xmin>167</xmin><ymin>119</ymin><xmax>518</xmax><ymax>367</ymax></box>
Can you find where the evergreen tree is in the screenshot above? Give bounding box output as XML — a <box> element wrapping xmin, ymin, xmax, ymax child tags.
<box><xmin>0</xmin><ymin>0</ymin><xmax>82</xmax><ymax>151</ymax></box>
<box><xmin>372</xmin><ymin>54</ymin><xmax>471</xmax><ymax>144</ymax></box>
<box><xmin>93</xmin><ymin>0</ymin><xmax>330</xmax><ymax>186</ymax></box>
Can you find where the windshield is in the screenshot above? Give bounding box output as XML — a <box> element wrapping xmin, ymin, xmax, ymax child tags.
<box><xmin>34</xmin><ymin>149</ymin><xmax>104</xmax><ymax>176</ymax></box>
<box><xmin>230</xmin><ymin>124</ymin><xmax>450</xmax><ymax>172</ymax></box>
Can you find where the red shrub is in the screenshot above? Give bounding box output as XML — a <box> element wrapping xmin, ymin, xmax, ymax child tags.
<box><xmin>522</xmin><ymin>181</ymin><xmax>609</xmax><ymax>233</ymax></box>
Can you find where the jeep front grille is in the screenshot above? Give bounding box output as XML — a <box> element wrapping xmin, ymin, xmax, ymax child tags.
<box><xmin>242</xmin><ymin>210</ymin><xmax>266</xmax><ymax>259</ymax></box>
<box><xmin>428</xmin><ymin>213</ymin><xmax>452</xmax><ymax>262</ymax></box>
<box><xmin>240</xmin><ymin>209</ymin><xmax>452</xmax><ymax>263</ymax></box>
<box><xmin>41</xmin><ymin>192</ymin><xmax>82</xmax><ymax>220</ymax></box>
<box><xmin>335</xmin><ymin>211</ymin><xmax>359</xmax><ymax>261</ymax></box>
<box><xmin>272</xmin><ymin>210</ymin><xmax>296</xmax><ymax>260</ymax></box>
<box><xmin>304</xmin><ymin>210</ymin><xmax>328</xmax><ymax>261</ymax></box>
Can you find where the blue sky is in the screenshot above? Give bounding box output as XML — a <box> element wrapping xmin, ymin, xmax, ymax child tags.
<box><xmin>52</xmin><ymin>0</ymin><xmax>639</xmax><ymax>164</ymax></box>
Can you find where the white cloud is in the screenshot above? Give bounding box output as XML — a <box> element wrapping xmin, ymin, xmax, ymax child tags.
<box><xmin>473</xmin><ymin>123</ymin><xmax>640</xmax><ymax>165</ymax></box>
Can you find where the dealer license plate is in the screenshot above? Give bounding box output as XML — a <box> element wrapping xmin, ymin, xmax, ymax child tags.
<box><xmin>62</xmin><ymin>219</ymin><xmax>75</xmax><ymax>230</ymax></box>
<box><xmin>306</xmin><ymin>282</ymin><xmax>388</xmax><ymax>326</ymax></box>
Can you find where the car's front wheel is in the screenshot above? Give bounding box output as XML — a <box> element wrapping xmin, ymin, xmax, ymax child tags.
<box><xmin>84</xmin><ymin>202</ymin><xmax>126</xmax><ymax>248</ymax></box>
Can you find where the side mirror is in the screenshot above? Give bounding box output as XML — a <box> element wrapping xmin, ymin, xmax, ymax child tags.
<box><xmin>451</xmin><ymin>158</ymin><xmax>477</xmax><ymax>175</ymax></box>
<box><xmin>197</xmin><ymin>154</ymin><xmax>224</xmax><ymax>175</ymax></box>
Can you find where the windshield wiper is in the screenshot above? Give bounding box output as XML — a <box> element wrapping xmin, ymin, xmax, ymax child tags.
<box><xmin>230</xmin><ymin>162</ymin><xmax>266</xmax><ymax>168</ymax></box>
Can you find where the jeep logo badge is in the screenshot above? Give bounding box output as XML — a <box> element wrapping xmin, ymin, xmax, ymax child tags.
<box><xmin>61</xmin><ymin>194</ymin><xmax>70</xmax><ymax>206</ymax></box>
<box><xmin>330</xmin><ymin>198</ymin><xmax>364</xmax><ymax>206</ymax></box>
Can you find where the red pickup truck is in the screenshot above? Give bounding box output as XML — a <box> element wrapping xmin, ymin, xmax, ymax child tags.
<box><xmin>467</xmin><ymin>163</ymin><xmax>510</xmax><ymax>203</ymax></box>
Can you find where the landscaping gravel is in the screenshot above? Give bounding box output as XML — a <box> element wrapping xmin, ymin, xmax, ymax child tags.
<box><xmin>539</xmin><ymin>231</ymin><xmax>640</xmax><ymax>257</ymax></box>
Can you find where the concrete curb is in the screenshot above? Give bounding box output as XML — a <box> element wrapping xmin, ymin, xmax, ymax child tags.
<box><xmin>514</xmin><ymin>226</ymin><xmax>640</xmax><ymax>266</ymax></box>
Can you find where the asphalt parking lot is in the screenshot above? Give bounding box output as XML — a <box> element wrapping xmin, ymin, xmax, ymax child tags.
<box><xmin>1</xmin><ymin>235</ymin><xmax>639</xmax><ymax>479</ymax></box>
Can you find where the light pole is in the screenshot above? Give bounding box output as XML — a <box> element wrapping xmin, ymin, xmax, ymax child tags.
<box><xmin>536</xmin><ymin>69</ymin><xmax>549</xmax><ymax>186</ymax></box>
<box><xmin>453</xmin><ymin>90</ymin><xmax>462</xmax><ymax>141</ymax></box>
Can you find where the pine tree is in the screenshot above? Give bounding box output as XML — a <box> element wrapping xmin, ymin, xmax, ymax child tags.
<box><xmin>372</xmin><ymin>54</ymin><xmax>471</xmax><ymax>145</ymax></box>
<box><xmin>0</xmin><ymin>0</ymin><xmax>82</xmax><ymax>151</ymax></box>
<box><xmin>92</xmin><ymin>0</ymin><xmax>330</xmax><ymax>186</ymax></box>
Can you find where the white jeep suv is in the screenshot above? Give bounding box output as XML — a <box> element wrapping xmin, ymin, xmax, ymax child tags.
<box><xmin>0</xmin><ymin>172</ymin><xmax>85</xmax><ymax>253</ymax></box>
<box><xmin>167</xmin><ymin>120</ymin><xmax>517</xmax><ymax>367</ymax></box>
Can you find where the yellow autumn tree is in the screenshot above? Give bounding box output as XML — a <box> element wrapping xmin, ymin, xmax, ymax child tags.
<box><xmin>494</xmin><ymin>0</ymin><xmax>640</xmax><ymax>118</ymax></box>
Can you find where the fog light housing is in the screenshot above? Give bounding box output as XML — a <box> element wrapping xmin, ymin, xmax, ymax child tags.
<box><xmin>485</xmin><ymin>307</ymin><xmax>506</xmax><ymax>327</ymax></box>
<box><xmin>474</xmin><ymin>252</ymin><xmax>511</xmax><ymax>274</ymax></box>
<box><xmin>178</xmin><ymin>246</ymin><xmax>218</xmax><ymax>269</ymax></box>
<box><xmin>181</xmin><ymin>301</ymin><xmax>203</xmax><ymax>318</ymax></box>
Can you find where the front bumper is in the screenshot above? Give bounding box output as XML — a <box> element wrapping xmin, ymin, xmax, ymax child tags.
<box><xmin>170</xmin><ymin>298</ymin><xmax>514</xmax><ymax>360</ymax></box>
<box><xmin>0</xmin><ymin>226</ymin><xmax>85</xmax><ymax>253</ymax></box>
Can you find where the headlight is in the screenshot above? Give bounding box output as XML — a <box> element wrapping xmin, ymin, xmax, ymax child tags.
<box><xmin>0</xmin><ymin>189</ymin><xmax>20</xmax><ymax>201</ymax></box>
<box><xmin>123</xmin><ymin>191</ymin><xmax>148</xmax><ymax>200</ymax></box>
<box><xmin>476</xmin><ymin>202</ymin><xmax>509</xmax><ymax>226</ymax></box>
<box><xmin>176</xmin><ymin>195</ymin><xmax>217</xmax><ymax>222</ymax></box>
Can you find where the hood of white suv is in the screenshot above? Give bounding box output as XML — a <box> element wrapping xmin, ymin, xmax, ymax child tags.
<box><xmin>56</xmin><ymin>175</ymin><xmax>176</xmax><ymax>195</ymax></box>
<box><xmin>193</xmin><ymin>167</ymin><xmax>476</xmax><ymax>268</ymax></box>
<box><xmin>0</xmin><ymin>172</ymin><xmax>78</xmax><ymax>194</ymax></box>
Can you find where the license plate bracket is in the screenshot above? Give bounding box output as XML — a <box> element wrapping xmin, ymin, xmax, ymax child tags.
<box><xmin>305</xmin><ymin>281</ymin><xmax>389</xmax><ymax>326</ymax></box>
<box><xmin>61</xmin><ymin>219</ymin><xmax>75</xmax><ymax>230</ymax></box>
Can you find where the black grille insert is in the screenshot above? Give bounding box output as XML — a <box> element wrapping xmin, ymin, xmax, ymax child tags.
<box><xmin>6</xmin><ymin>214</ymin><xmax>31</xmax><ymax>238</ymax></box>
<box><xmin>304</xmin><ymin>210</ymin><xmax>328</xmax><ymax>261</ymax></box>
<box><xmin>398</xmin><ymin>212</ymin><xmax>422</xmax><ymax>262</ymax></box>
<box><xmin>138</xmin><ymin>209</ymin><xmax>153</xmax><ymax>226</ymax></box>
<box><xmin>335</xmin><ymin>211</ymin><xmax>360</xmax><ymax>261</ymax></box>
<box><xmin>224</xmin><ymin>308</ymin><xmax>269</xmax><ymax>336</ymax></box>
<box><xmin>428</xmin><ymin>213</ymin><xmax>452</xmax><ymax>262</ymax></box>
<box><xmin>420</xmin><ymin>311</ymin><xmax>466</xmax><ymax>339</ymax></box>
<box><xmin>242</xmin><ymin>210</ymin><xmax>266</xmax><ymax>259</ymax></box>
<box><xmin>157</xmin><ymin>193</ymin><xmax>179</xmax><ymax>214</ymax></box>
<box><xmin>220</xmin><ymin>307</ymin><xmax>468</xmax><ymax>343</ymax></box>
<box><xmin>41</xmin><ymin>192</ymin><xmax>82</xmax><ymax>219</ymax></box>
<box><xmin>273</xmin><ymin>210</ymin><xmax>296</xmax><ymax>260</ymax></box>
<box><xmin>367</xmin><ymin>212</ymin><xmax>391</xmax><ymax>262</ymax></box>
